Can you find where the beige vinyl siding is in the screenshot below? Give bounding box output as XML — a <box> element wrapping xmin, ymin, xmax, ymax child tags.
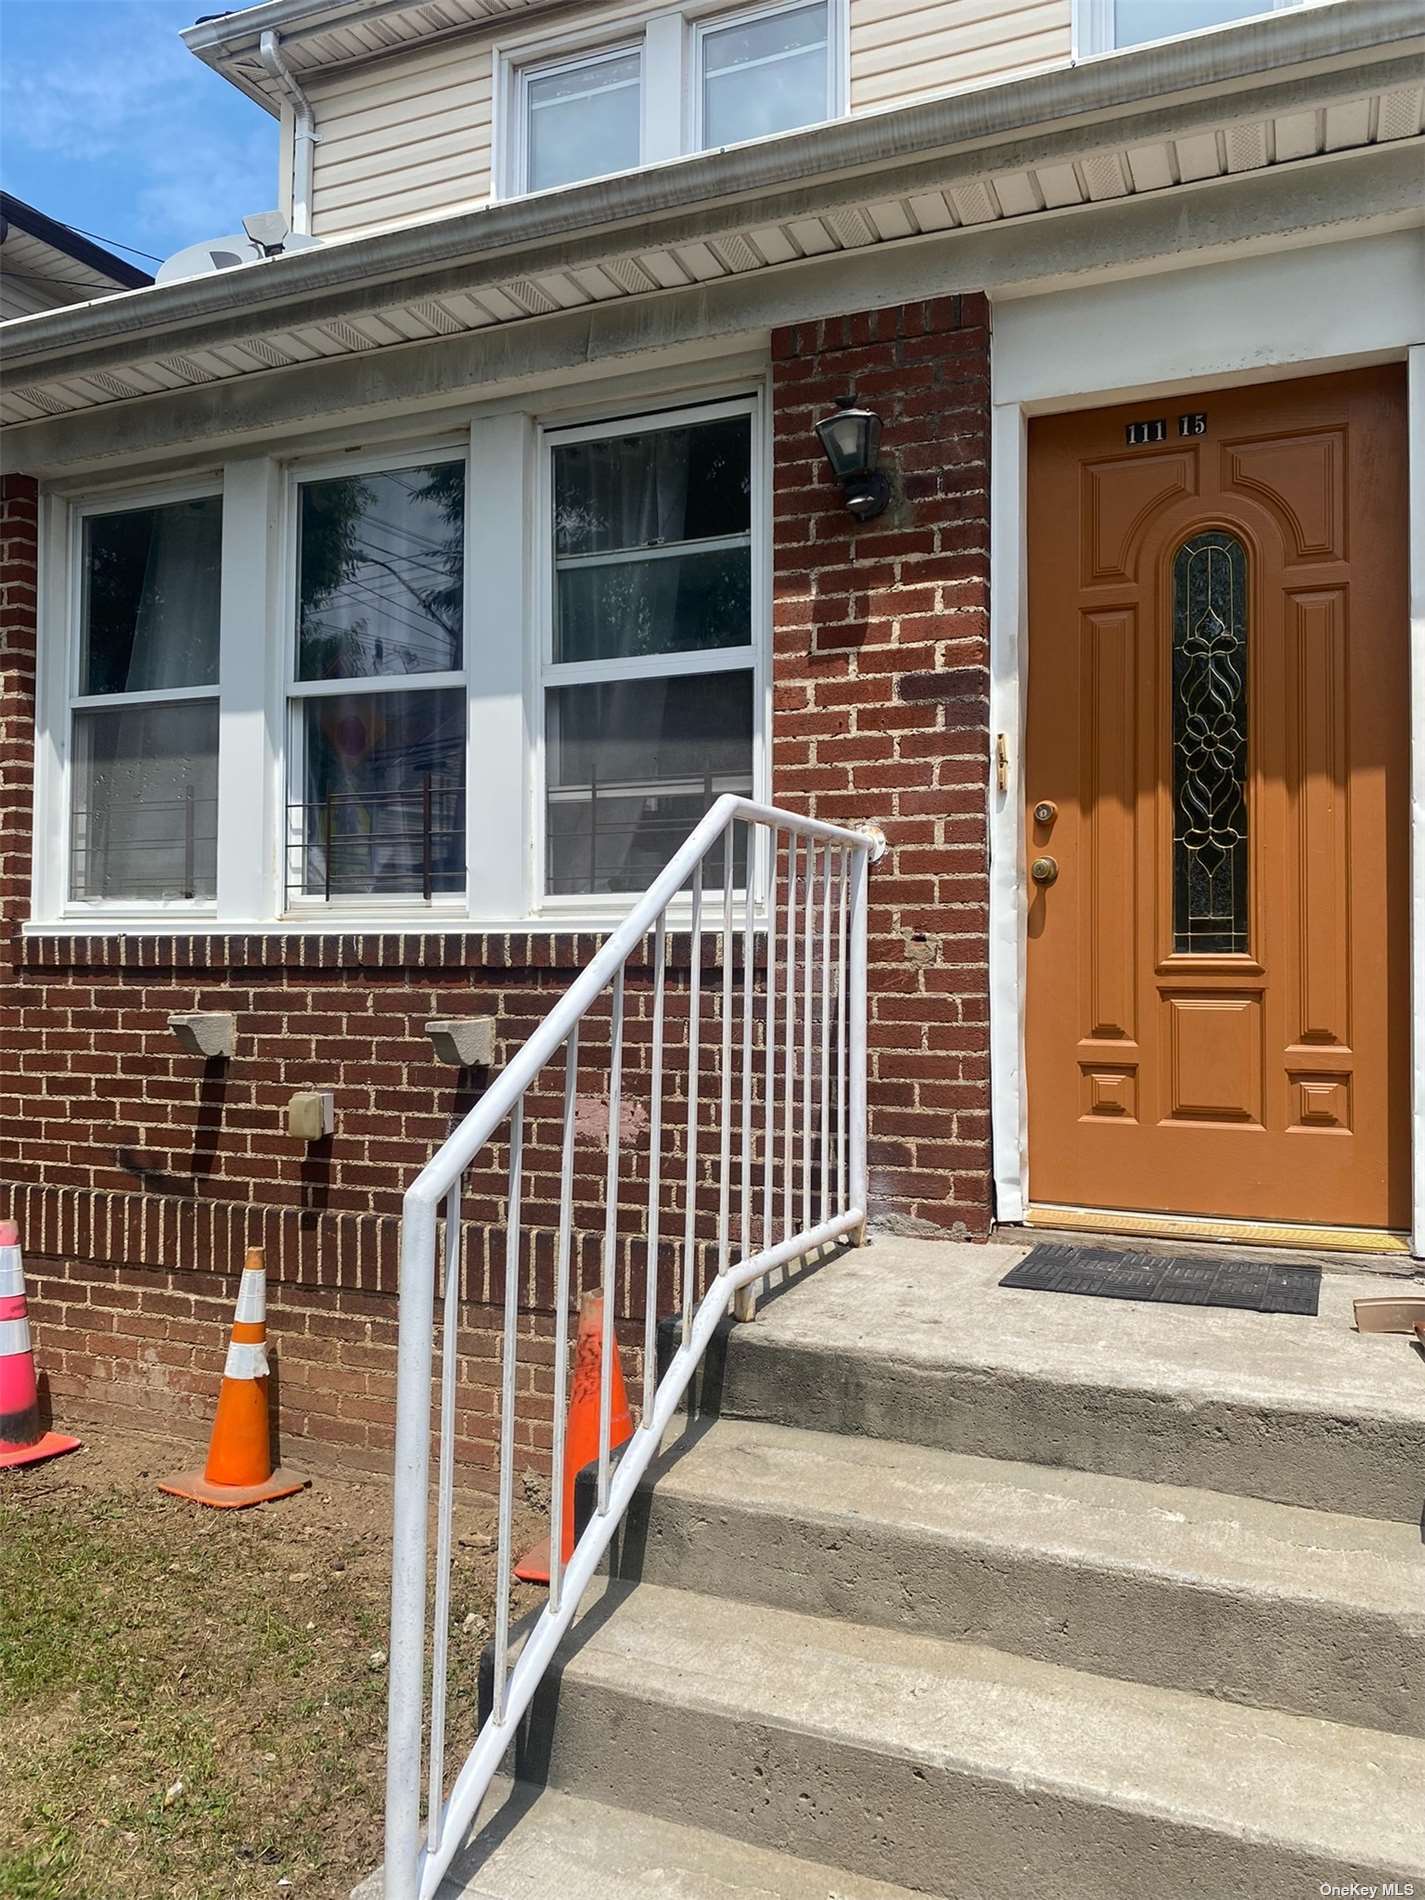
<box><xmin>852</xmin><ymin>0</ymin><xmax>1069</xmax><ymax>111</ymax></box>
<box><xmin>303</xmin><ymin>0</ymin><xmax>1072</xmax><ymax>240</ymax></box>
<box><xmin>308</xmin><ymin>37</ymin><xmax>495</xmax><ymax>239</ymax></box>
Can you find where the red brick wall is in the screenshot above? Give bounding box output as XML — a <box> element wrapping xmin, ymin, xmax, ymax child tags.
<box><xmin>769</xmin><ymin>296</ymin><xmax>992</xmax><ymax>1240</ymax></box>
<box><xmin>4</xmin><ymin>935</ymin><xmax>755</xmax><ymax>1483</ymax></box>
<box><xmin>1</xmin><ymin>474</ymin><xmax>38</xmax><ymax>945</ymax></box>
<box><xmin>2</xmin><ymin>295</ymin><xmax>993</xmax><ymax>1476</ymax></box>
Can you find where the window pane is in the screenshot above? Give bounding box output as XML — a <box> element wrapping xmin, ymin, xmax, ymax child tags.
<box><xmin>70</xmin><ymin>700</ymin><xmax>218</xmax><ymax>901</ymax></box>
<box><xmin>297</xmin><ymin>464</ymin><xmax>464</xmax><ymax>682</ymax></box>
<box><xmin>1114</xmin><ymin>0</ymin><xmax>1268</xmax><ymax>47</ymax></box>
<box><xmin>553</xmin><ymin>415</ymin><xmax>752</xmax><ymax>662</ymax></box>
<box><xmin>556</xmin><ymin>546</ymin><xmax>751</xmax><ymax>663</ymax></box>
<box><xmin>546</xmin><ymin>671</ymin><xmax>753</xmax><ymax>894</ymax></box>
<box><xmin>554</xmin><ymin>416</ymin><xmax>750</xmax><ymax>556</ymax></box>
<box><xmin>81</xmin><ymin>496</ymin><xmax>222</xmax><ymax>696</ymax></box>
<box><xmin>527</xmin><ymin>51</ymin><xmax>640</xmax><ymax>193</ymax></box>
<box><xmin>295</xmin><ymin>688</ymin><xmax>465</xmax><ymax>898</ymax></box>
<box><xmin>701</xmin><ymin>3</ymin><xmax>829</xmax><ymax>148</ymax></box>
<box><xmin>1172</xmin><ymin>531</ymin><xmax>1248</xmax><ymax>954</ymax></box>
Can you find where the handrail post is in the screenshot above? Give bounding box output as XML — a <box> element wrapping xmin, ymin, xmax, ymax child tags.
<box><xmin>848</xmin><ymin>843</ymin><xmax>870</xmax><ymax>1243</ymax></box>
<box><xmin>384</xmin><ymin>1191</ymin><xmax>438</xmax><ymax>1900</ymax></box>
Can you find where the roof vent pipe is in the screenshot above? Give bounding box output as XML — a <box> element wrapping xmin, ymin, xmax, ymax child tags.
<box><xmin>258</xmin><ymin>29</ymin><xmax>316</xmax><ymax>236</ymax></box>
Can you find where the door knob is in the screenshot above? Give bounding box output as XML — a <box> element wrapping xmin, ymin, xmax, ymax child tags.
<box><xmin>1030</xmin><ymin>856</ymin><xmax>1058</xmax><ymax>886</ymax></box>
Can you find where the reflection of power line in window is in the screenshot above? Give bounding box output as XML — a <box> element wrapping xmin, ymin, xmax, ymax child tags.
<box><xmin>305</xmin><ymin>611</ymin><xmax>441</xmax><ymax>671</ymax></box>
<box><xmin>310</xmin><ymin>574</ymin><xmax>455</xmax><ymax>658</ymax></box>
<box><xmin>317</xmin><ymin>576</ymin><xmax>444</xmax><ymax>643</ymax></box>
<box><xmin>353</xmin><ymin>538</ymin><xmax>454</xmax><ymax>580</ymax></box>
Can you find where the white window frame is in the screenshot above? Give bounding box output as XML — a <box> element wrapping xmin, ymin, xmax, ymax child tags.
<box><xmin>280</xmin><ymin>440</ymin><xmax>472</xmax><ymax>921</ymax></box>
<box><xmin>494</xmin><ymin>0</ymin><xmax>847</xmax><ymax>201</ymax></box>
<box><xmin>50</xmin><ymin>475</ymin><xmax>225</xmax><ymax>921</ymax></box>
<box><xmin>1074</xmin><ymin>0</ymin><xmax>1300</xmax><ymax>59</ymax></box>
<box><xmin>692</xmin><ymin>0</ymin><xmax>843</xmax><ymax>155</ymax></box>
<box><xmin>510</xmin><ymin>39</ymin><xmax>645</xmax><ymax>198</ymax></box>
<box><xmin>533</xmin><ymin>391</ymin><xmax>771</xmax><ymax>919</ymax></box>
<box><xmin>31</xmin><ymin>372</ymin><xmax>773</xmax><ymax>936</ymax></box>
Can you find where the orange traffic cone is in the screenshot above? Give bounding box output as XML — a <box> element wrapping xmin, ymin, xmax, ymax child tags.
<box><xmin>159</xmin><ymin>1247</ymin><xmax>308</xmax><ymax>1509</ymax></box>
<box><xmin>515</xmin><ymin>1291</ymin><xmax>633</xmax><ymax>1585</ymax></box>
<box><xmin>0</xmin><ymin>1221</ymin><xmax>81</xmax><ymax>1471</ymax></box>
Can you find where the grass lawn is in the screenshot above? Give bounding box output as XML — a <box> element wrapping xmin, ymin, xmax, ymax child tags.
<box><xmin>1</xmin><ymin>1421</ymin><xmax>535</xmax><ymax>1900</ymax></box>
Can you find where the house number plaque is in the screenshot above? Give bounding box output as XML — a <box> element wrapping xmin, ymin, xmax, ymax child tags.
<box><xmin>1125</xmin><ymin>418</ymin><xmax>1166</xmax><ymax>445</ymax></box>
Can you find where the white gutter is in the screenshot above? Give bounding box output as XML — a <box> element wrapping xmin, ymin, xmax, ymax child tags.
<box><xmin>5</xmin><ymin>0</ymin><xmax>1420</xmax><ymax>371</ymax></box>
<box><xmin>257</xmin><ymin>29</ymin><xmax>316</xmax><ymax>235</ymax></box>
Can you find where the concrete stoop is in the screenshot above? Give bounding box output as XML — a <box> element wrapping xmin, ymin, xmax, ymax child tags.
<box><xmin>440</xmin><ymin>1237</ymin><xmax>1425</xmax><ymax>1900</ymax></box>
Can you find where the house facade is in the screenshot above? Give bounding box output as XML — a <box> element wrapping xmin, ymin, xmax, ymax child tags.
<box><xmin>0</xmin><ymin>0</ymin><xmax>1422</xmax><ymax>1477</ymax></box>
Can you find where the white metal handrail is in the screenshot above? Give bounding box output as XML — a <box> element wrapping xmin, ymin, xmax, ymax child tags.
<box><xmin>383</xmin><ymin>794</ymin><xmax>878</xmax><ymax>1900</ymax></box>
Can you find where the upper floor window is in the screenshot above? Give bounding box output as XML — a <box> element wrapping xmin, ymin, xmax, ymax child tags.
<box><xmin>698</xmin><ymin>1</ymin><xmax>832</xmax><ymax>149</ymax></box>
<box><xmin>522</xmin><ymin>46</ymin><xmax>642</xmax><ymax>194</ymax></box>
<box><xmin>1080</xmin><ymin>0</ymin><xmax>1300</xmax><ymax>54</ymax></box>
<box><xmin>502</xmin><ymin>0</ymin><xmax>844</xmax><ymax>198</ymax></box>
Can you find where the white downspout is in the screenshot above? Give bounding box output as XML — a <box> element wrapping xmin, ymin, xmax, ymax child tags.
<box><xmin>258</xmin><ymin>29</ymin><xmax>316</xmax><ymax>236</ymax></box>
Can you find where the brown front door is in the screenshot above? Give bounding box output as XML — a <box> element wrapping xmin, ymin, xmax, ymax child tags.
<box><xmin>1025</xmin><ymin>368</ymin><xmax>1410</xmax><ymax>1230</ymax></box>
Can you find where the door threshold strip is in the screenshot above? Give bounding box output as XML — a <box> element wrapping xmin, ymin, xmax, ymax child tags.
<box><xmin>1025</xmin><ymin>1203</ymin><xmax>1413</xmax><ymax>1256</ymax></box>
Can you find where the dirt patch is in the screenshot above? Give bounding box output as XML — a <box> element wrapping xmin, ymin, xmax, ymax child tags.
<box><xmin>1</xmin><ymin>1418</ymin><xmax>543</xmax><ymax>1900</ymax></box>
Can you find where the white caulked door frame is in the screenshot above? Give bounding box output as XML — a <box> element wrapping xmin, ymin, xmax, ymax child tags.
<box><xmin>986</xmin><ymin>228</ymin><xmax>1425</xmax><ymax>1255</ymax></box>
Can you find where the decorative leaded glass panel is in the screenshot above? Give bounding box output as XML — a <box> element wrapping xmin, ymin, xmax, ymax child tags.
<box><xmin>1172</xmin><ymin>530</ymin><xmax>1248</xmax><ymax>954</ymax></box>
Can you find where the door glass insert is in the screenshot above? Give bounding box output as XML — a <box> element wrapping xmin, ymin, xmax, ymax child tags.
<box><xmin>1172</xmin><ymin>529</ymin><xmax>1248</xmax><ymax>954</ymax></box>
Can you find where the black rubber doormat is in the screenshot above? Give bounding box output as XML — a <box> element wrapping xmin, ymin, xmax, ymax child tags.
<box><xmin>1000</xmin><ymin>1242</ymin><xmax>1321</xmax><ymax>1316</ymax></box>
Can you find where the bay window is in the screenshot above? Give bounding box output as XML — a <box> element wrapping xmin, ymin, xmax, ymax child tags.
<box><xmin>41</xmin><ymin>387</ymin><xmax>766</xmax><ymax>931</ymax></box>
<box><xmin>287</xmin><ymin>458</ymin><xmax>467</xmax><ymax>904</ymax></box>
<box><xmin>543</xmin><ymin>403</ymin><xmax>760</xmax><ymax>898</ymax></box>
<box><xmin>69</xmin><ymin>492</ymin><xmax>222</xmax><ymax>904</ymax></box>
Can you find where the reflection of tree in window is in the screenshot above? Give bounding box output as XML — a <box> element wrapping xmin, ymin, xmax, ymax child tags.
<box><xmin>297</xmin><ymin>468</ymin><xmax>464</xmax><ymax>681</ymax></box>
<box><xmin>292</xmin><ymin>463</ymin><xmax>467</xmax><ymax>899</ymax></box>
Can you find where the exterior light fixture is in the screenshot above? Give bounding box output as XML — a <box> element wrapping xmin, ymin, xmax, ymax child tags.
<box><xmin>814</xmin><ymin>395</ymin><xmax>889</xmax><ymax>520</ymax></box>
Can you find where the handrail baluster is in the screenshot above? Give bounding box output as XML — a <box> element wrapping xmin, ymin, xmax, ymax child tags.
<box><xmin>383</xmin><ymin>797</ymin><xmax>879</xmax><ymax>1900</ymax></box>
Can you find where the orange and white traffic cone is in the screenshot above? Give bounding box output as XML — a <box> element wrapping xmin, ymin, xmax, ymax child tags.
<box><xmin>0</xmin><ymin>1220</ymin><xmax>81</xmax><ymax>1471</ymax></box>
<box><xmin>515</xmin><ymin>1291</ymin><xmax>633</xmax><ymax>1585</ymax></box>
<box><xmin>158</xmin><ymin>1247</ymin><xmax>307</xmax><ymax>1509</ymax></box>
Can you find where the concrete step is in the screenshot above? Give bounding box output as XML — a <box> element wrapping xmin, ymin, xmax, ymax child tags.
<box><xmin>604</xmin><ymin>1415</ymin><xmax>1424</xmax><ymax>1736</ymax></box>
<box><xmin>688</xmin><ymin>1237</ymin><xmax>1425</xmax><ymax>1520</ymax></box>
<box><xmin>513</xmin><ymin>1577</ymin><xmax>1425</xmax><ymax>1900</ymax></box>
<box><xmin>410</xmin><ymin>1779</ymin><xmax>928</xmax><ymax>1900</ymax></box>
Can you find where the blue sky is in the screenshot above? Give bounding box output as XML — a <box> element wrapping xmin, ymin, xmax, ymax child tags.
<box><xmin>0</xmin><ymin>0</ymin><xmax>278</xmax><ymax>269</ymax></box>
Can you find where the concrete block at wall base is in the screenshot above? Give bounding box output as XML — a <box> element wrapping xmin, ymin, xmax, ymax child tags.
<box><xmin>167</xmin><ymin>1012</ymin><xmax>237</xmax><ymax>1059</ymax></box>
<box><xmin>425</xmin><ymin>1017</ymin><xmax>497</xmax><ymax>1067</ymax></box>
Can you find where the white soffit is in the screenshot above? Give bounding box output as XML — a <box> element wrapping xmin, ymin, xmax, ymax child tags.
<box><xmin>2</xmin><ymin>68</ymin><xmax>1422</xmax><ymax>428</ymax></box>
<box><xmin>184</xmin><ymin>0</ymin><xmax>590</xmax><ymax>110</ymax></box>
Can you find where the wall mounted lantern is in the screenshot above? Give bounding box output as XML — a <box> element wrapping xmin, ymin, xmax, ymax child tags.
<box><xmin>814</xmin><ymin>396</ymin><xmax>890</xmax><ymax>520</ymax></box>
